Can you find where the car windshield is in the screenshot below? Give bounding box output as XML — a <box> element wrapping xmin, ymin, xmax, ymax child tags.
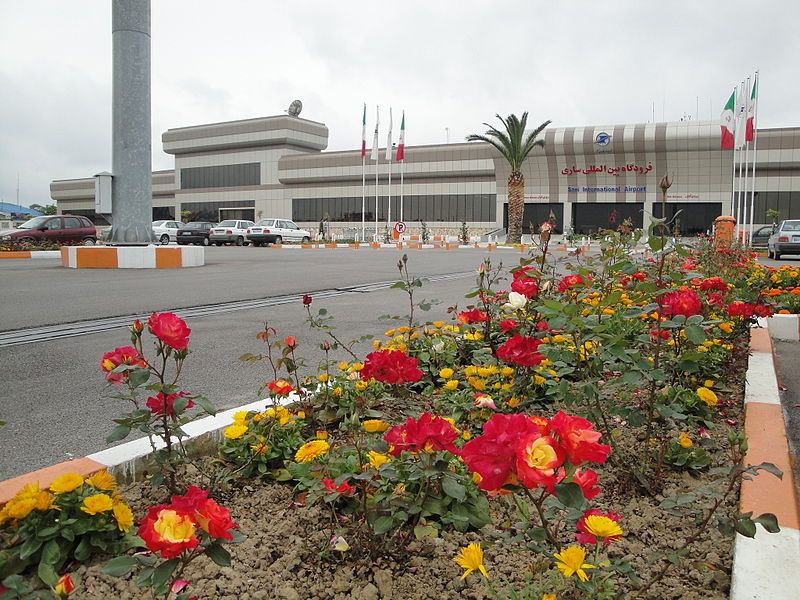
<box><xmin>152</xmin><ymin>220</ymin><xmax>166</xmax><ymax>227</ymax></box>
<box><xmin>217</xmin><ymin>220</ymin><xmax>237</xmax><ymax>227</ymax></box>
<box><xmin>183</xmin><ymin>222</ymin><xmax>206</xmax><ymax>229</ymax></box>
<box><xmin>18</xmin><ymin>216</ymin><xmax>52</xmax><ymax>229</ymax></box>
<box><xmin>781</xmin><ymin>221</ymin><xmax>800</xmax><ymax>232</ymax></box>
<box><xmin>255</xmin><ymin>219</ymin><xmax>274</xmax><ymax>226</ymax></box>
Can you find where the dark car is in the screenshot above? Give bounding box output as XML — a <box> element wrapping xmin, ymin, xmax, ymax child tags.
<box><xmin>0</xmin><ymin>215</ymin><xmax>97</xmax><ymax>245</ymax></box>
<box><xmin>751</xmin><ymin>225</ymin><xmax>774</xmax><ymax>247</ymax></box>
<box><xmin>176</xmin><ymin>221</ymin><xmax>215</xmax><ymax>246</ymax></box>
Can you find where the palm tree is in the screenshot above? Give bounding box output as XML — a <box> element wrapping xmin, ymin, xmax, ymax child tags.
<box><xmin>467</xmin><ymin>113</ymin><xmax>551</xmax><ymax>244</ymax></box>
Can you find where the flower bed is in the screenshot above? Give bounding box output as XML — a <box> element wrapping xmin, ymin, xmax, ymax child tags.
<box><xmin>0</xmin><ymin>232</ymin><xmax>786</xmax><ymax>599</ymax></box>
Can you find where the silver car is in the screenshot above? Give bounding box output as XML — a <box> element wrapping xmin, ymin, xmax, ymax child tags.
<box><xmin>767</xmin><ymin>220</ymin><xmax>800</xmax><ymax>260</ymax></box>
<box><xmin>246</xmin><ymin>218</ymin><xmax>311</xmax><ymax>246</ymax></box>
<box><xmin>152</xmin><ymin>220</ymin><xmax>181</xmax><ymax>245</ymax></box>
<box><xmin>209</xmin><ymin>219</ymin><xmax>255</xmax><ymax>246</ymax></box>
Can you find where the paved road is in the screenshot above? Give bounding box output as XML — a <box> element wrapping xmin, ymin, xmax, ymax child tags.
<box><xmin>772</xmin><ymin>341</ymin><xmax>800</xmax><ymax>485</ymax></box>
<box><xmin>0</xmin><ymin>247</ymin><xmax>533</xmax><ymax>479</ymax></box>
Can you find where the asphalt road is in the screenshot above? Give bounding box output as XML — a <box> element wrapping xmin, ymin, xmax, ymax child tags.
<box><xmin>0</xmin><ymin>247</ymin><xmax>529</xmax><ymax>479</ymax></box>
<box><xmin>772</xmin><ymin>341</ymin><xmax>800</xmax><ymax>485</ymax></box>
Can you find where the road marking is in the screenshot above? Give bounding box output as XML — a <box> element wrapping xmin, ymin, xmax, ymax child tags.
<box><xmin>0</xmin><ymin>271</ymin><xmax>476</xmax><ymax>347</ymax></box>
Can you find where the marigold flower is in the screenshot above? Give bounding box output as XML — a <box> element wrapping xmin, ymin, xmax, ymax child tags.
<box><xmin>86</xmin><ymin>470</ymin><xmax>117</xmax><ymax>492</ymax></box>
<box><xmin>363</xmin><ymin>419</ymin><xmax>390</xmax><ymax>433</ymax></box>
<box><xmin>318</xmin><ymin>373</ymin><xmax>330</xmax><ymax>383</ymax></box>
<box><xmin>542</xmin><ymin>595</ymin><xmax>556</xmax><ymax>600</ymax></box>
<box><xmin>147</xmin><ymin>312</ymin><xmax>191</xmax><ymax>350</ymax></box>
<box><xmin>444</xmin><ymin>379</ymin><xmax>459</xmax><ymax>390</ymax></box>
<box><xmin>554</xmin><ymin>545</ymin><xmax>595</xmax><ymax>581</ymax></box>
<box><xmin>439</xmin><ymin>367</ymin><xmax>455</xmax><ymax>379</ymax></box>
<box><xmin>576</xmin><ymin>509</ymin><xmax>623</xmax><ymax>545</ymax></box>
<box><xmin>35</xmin><ymin>490</ymin><xmax>57</xmax><ymax>511</ymax></box>
<box><xmin>0</xmin><ymin>496</ymin><xmax>37</xmax><ymax>521</ymax></box>
<box><xmin>678</xmin><ymin>432</ymin><xmax>693</xmax><ymax>448</ymax></box>
<box><xmin>113</xmin><ymin>501</ymin><xmax>134</xmax><ymax>532</ymax></box>
<box><xmin>54</xmin><ymin>573</ymin><xmax>75</xmax><ymax>597</ymax></box>
<box><xmin>454</xmin><ymin>542</ymin><xmax>488</xmax><ymax>580</ymax></box>
<box><xmin>50</xmin><ymin>473</ymin><xmax>84</xmax><ymax>495</ymax></box>
<box><xmin>81</xmin><ymin>493</ymin><xmax>114</xmax><ymax>515</ymax></box>
<box><xmin>507</xmin><ymin>397</ymin><xmax>520</xmax><ymax>408</ymax></box>
<box><xmin>139</xmin><ymin>506</ymin><xmax>198</xmax><ymax>559</ymax></box>
<box><xmin>696</xmin><ymin>387</ymin><xmax>718</xmax><ymax>406</ymax></box>
<box><xmin>355</xmin><ymin>380</ymin><xmax>369</xmax><ymax>392</ymax></box>
<box><xmin>365</xmin><ymin>451</ymin><xmax>390</xmax><ymax>470</ymax></box>
<box><xmin>295</xmin><ymin>440</ymin><xmax>330</xmax><ymax>463</ymax></box>
<box><xmin>223</xmin><ymin>423</ymin><xmax>248</xmax><ymax>439</ymax></box>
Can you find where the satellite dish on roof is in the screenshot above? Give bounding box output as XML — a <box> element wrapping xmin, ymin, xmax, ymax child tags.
<box><xmin>287</xmin><ymin>100</ymin><xmax>303</xmax><ymax>117</ymax></box>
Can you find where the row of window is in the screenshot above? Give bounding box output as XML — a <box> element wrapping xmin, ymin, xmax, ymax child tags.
<box><xmin>291</xmin><ymin>195</ymin><xmax>497</xmax><ymax>223</ymax></box>
<box><xmin>180</xmin><ymin>163</ymin><xmax>260</xmax><ymax>190</ymax></box>
<box><xmin>750</xmin><ymin>191</ymin><xmax>800</xmax><ymax>222</ymax></box>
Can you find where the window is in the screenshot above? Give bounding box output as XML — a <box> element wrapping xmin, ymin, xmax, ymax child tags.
<box><xmin>45</xmin><ymin>218</ymin><xmax>61</xmax><ymax>230</ymax></box>
<box><xmin>64</xmin><ymin>217</ymin><xmax>82</xmax><ymax>229</ymax></box>
<box><xmin>180</xmin><ymin>163</ymin><xmax>260</xmax><ymax>189</ymax></box>
<box><xmin>291</xmin><ymin>195</ymin><xmax>497</xmax><ymax>223</ymax></box>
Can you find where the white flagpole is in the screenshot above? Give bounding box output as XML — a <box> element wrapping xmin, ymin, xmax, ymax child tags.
<box><xmin>361</xmin><ymin>154</ymin><xmax>366</xmax><ymax>242</ymax></box>
<box><xmin>387</xmin><ymin>108</ymin><xmax>393</xmax><ymax>231</ymax></box>
<box><xmin>741</xmin><ymin>77</ymin><xmax>751</xmax><ymax>246</ymax></box>
<box><xmin>748</xmin><ymin>71</ymin><xmax>759</xmax><ymax>247</ymax></box>
<box><xmin>731</xmin><ymin>144</ymin><xmax>739</xmax><ymax>225</ymax></box>
<box><xmin>375</xmin><ymin>156</ymin><xmax>379</xmax><ymax>240</ymax></box>
<box><xmin>400</xmin><ymin>160</ymin><xmax>404</xmax><ymax>222</ymax></box>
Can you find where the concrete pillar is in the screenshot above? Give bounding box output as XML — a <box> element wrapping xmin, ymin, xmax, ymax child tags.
<box><xmin>109</xmin><ymin>0</ymin><xmax>153</xmax><ymax>245</ymax></box>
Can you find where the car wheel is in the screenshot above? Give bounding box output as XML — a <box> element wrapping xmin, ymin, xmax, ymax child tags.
<box><xmin>202</xmin><ymin>237</ymin><xmax>210</xmax><ymax>247</ymax></box>
<box><xmin>215</xmin><ymin>241</ymin><xmax>223</xmax><ymax>246</ymax></box>
<box><xmin>82</xmin><ymin>237</ymin><xmax>96</xmax><ymax>246</ymax></box>
<box><xmin>767</xmin><ymin>247</ymin><xmax>773</xmax><ymax>259</ymax></box>
<box><xmin>273</xmin><ymin>235</ymin><xmax>282</xmax><ymax>245</ymax></box>
<box><xmin>774</xmin><ymin>251</ymin><xmax>781</xmax><ymax>260</ymax></box>
<box><xmin>236</xmin><ymin>236</ymin><xmax>244</xmax><ymax>246</ymax></box>
<box><xmin>159</xmin><ymin>234</ymin><xmax>170</xmax><ymax>245</ymax></box>
<box><xmin>301</xmin><ymin>236</ymin><xmax>310</xmax><ymax>244</ymax></box>
<box><xmin>251</xmin><ymin>241</ymin><xmax>261</xmax><ymax>247</ymax></box>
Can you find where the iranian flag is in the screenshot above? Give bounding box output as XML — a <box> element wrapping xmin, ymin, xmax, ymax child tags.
<box><xmin>396</xmin><ymin>111</ymin><xmax>405</xmax><ymax>161</ymax></box>
<box><xmin>720</xmin><ymin>90</ymin><xmax>736</xmax><ymax>149</ymax></box>
<box><xmin>360</xmin><ymin>103</ymin><xmax>367</xmax><ymax>159</ymax></box>
<box><xmin>746</xmin><ymin>76</ymin><xmax>758</xmax><ymax>142</ymax></box>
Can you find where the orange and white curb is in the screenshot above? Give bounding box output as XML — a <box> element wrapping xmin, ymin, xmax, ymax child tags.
<box><xmin>60</xmin><ymin>245</ymin><xmax>204</xmax><ymax>269</ymax></box>
<box><xmin>0</xmin><ymin>250</ymin><xmax>61</xmax><ymax>260</ymax></box>
<box><xmin>0</xmin><ymin>395</ymin><xmax>297</xmax><ymax>505</ymax></box>
<box><xmin>729</xmin><ymin>326</ymin><xmax>800</xmax><ymax>600</ymax></box>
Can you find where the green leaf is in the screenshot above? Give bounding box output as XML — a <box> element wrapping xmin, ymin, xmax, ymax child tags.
<box><xmin>647</xmin><ymin>235</ymin><xmax>665</xmax><ymax>251</ymax></box>
<box><xmin>441</xmin><ymin>477</ymin><xmax>466</xmax><ymax>502</ymax></box>
<box><xmin>73</xmin><ymin>537</ymin><xmax>91</xmax><ymax>562</ymax></box>
<box><xmin>390</xmin><ymin>281</ymin><xmax>407</xmax><ymax>290</ymax></box>
<box><xmin>684</xmin><ymin>324</ymin><xmax>706</xmax><ymax>345</ymax></box>
<box><xmin>127</xmin><ymin>367</ymin><xmax>151</xmax><ymax>388</ymax></box>
<box><xmin>372</xmin><ymin>516</ymin><xmax>395</xmax><ymax>535</ymax></box>
<box><xmin>751</xmin><ymin>462</ymin><xmax>783</xmax><ymax>480</ymax></box>
<box><xmin>192</xmin><ymin>394</ymin><xmax>217</xmax><ymax>416</ymax></box>
<box><xmin>150</xmin><ymin>558</ymin><xmax>179</xmax><ymax>590</ymax></box>
<box><xmin>735</xmin><ymin>517</ymin><xmax>757</xmax><ymax>538</ymax></box>
<box><xmin>37</xmin><ymin>561</ymin><xmax>59</xmax><ymax>587</ymax></box>
<box><xmin>205</xmin><ymin>543</ymin><xmax>231</xmax><ymax>567</ymax></box>
<box><xmin>754</xmin><ymin>513</ymin><xmax>781</xmax><ymax>533</ymax></box>
<box><xmin>36</xmin><ymin>526</ymin><xmax>59</xmax><ymax>539</ymax></box>
<box><xmin>555</xmin><ymin>482</ymin><xmax>584</xmax><ymax>509</ymax></box>
<box><xmin>40</xmin><ymin>540</ymin><xmax>61</xmax><ymax>565</ymax></box>
<box><xmin>101</xmin><ymin>555</ymin><xmax>139</xmax><ymax>577</ymax></box>
<box><xmin>413</xmin><ymin>525</ymin><xmax>438</xmax><ymax>540</ymax></box>
<box><xmin>106</xmin><ymin>424</ymin><xmax>131</xmax><ymax>443</ymax></box>
<box><xmin>18</xmin><ymin>536</ymin><xmax>42</xmax><ymax>561</ymax></box>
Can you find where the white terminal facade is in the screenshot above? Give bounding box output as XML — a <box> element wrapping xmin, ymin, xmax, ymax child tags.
<box><xmin>51</xmin><ymin>114</ymin><xmax>800</xmax><ymax>237</ymax></box>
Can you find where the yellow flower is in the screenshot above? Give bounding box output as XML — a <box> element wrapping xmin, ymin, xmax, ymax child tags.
<box><xmin>355</xmin><ymin>380</ymin><xmax>369</xmax><ymax>392</ymax></box>
<box><xmin>384</xmin><ymin>328</ymin><xmax>396</xmax><ymax>337</ymax></box>
<box><xmin>462</xmin><ymin>430</ymin><xmax>472</xmax><ymax>441</ymax></box>
<box><xmin>318</xmin><ymin>373</ymin><xmax>330</xmax><ymax>383</ymax></box>
<box><xmin>368</xmin><ymin>451</ymin><xmax>391</xmax><ymax>469</ymax></box>
<box><xmin>224</xmin><ymin>423</ymin><xmax>248</xmax><ymax>439</ymax></box>
<box><xmin>533</xmin><ymin>375</ymin><xmax>546</xmax><ymax>386</ymax></box>
<box><xmin>297</xmin><ymin>410</ymin><xmax>306</xmax><ymax>419</ymax></box>
<box><xmin>454</xmin><ymin>542</ymin><xmax>488</xmax><ymax>580</ymax></box>
<box><xmin>477</xmin><ymin>365</ymin><xmax>497</xmax><ymax>378</ymax></box>
<box><xmin>363</xmin><ymin>419</ymin><xmax>390</xmax><ymax>433</ymax></box>
<box><xmin>507</xmin><ymin>397</ymin><xmax>520</xmax><ymax>408</ymax></box>
<box><xmin>464</xmin><ymin>365</ymin><xmax>478</xmax><ymax>377</ymax></box>
<box><xmin>439</xmin><ymin>367</ymin><xmax>455</xmax><ymax>379</ymax></box>
<box><xmin>294</xmin><ymin>440</ymin><xmax>330</xmax><ymax>463</ymax></box>
<box><xmin>372</xmin><ymin>340</ymin><xmax>382</xmax><ymax>350</ymax></box>
<box><xmin>444</xmin><ymin>379</ymin><xmax>459</xmax><ymax>391</ymax></box>
<box><xmin>554</xmin><ymin>546</ymin><xmax>596</xmax><ymax>582</ymax></box>
<box><xmin>501</xmin><ymin>366</ymin><xmax>515</xmax><ymax>377</ymax></box>
<box><xmin>113</xmin><ymin>501</ymin><xmax>134</xmax><ymax>531</ymax></box>
<box><xmin>696</xmin><ymin>387</ymin><xmax>718</xmax><ymax>406</ymax></box>
<box><xmin>703</xmin><ymin>379</ymin><xmax>715</xmax><ymax>388</ymax></box>
<box><xmin>233</xmin><ymin>411</ymin><xmax>249</xmax><ymax>424</ymax></box>
<box><xmin>154</xmin><ymin>509</ymin><xmax>195</xmax><ymax>543</ymax></box>
<box><xmin>35</xmin><ymin>491</ymin><xmax>57</xmax><ymax>511</ymax></box>
<box><xmin>468</xmin><ymin>377</ymin><xmax>487</xmax><ymax>391</ymax></box>
<box><xmin>719</xmin><ymin>322</ymin><xmax>734</xmax><ymax>333</ymax></box>
<box><xmin>350</xmin><ymin>362</ymin><xmax>364</xmax><ymax>372</ymax></box>
<box><xmin>316</xmin><ymin>430</ymin><xmax>329</xmax><ymax>440</ymax></box>
<box><xmin>1</xmin><ymin>497</ymin><xmax>37</xmax><ymax>521</ymax></box>
<box><xmin>543</xmin><ymin>595</ymin><xmax>556</xmax><ymax>600</ymax></box>
<box><xmin>81</xmin><ymin>493</ymin><xmax>114</xmax><ymax>515</ymax></box>
<box><xmin>432</xmin><ymin>321</ymin><xmax>445</xmax><ymax>328</ymax></box>
<box><xmin>583</xmin><ymin>515</ymin><xmax>623</xmax><ymax>539</ymax></box>
<box><xmin>53</xmin><ymin>574</ymin><xmax>75</xmax><ymax>597</ymax></box>
<box><xmin>333</xmin><ymin>386</ymin><xmax>343</xmax><ymax>397</ymax></box>
<box><xmin>49</xmin><ymin>473</ymin><xmax>84</xmax><ymax>495</ymax></box>
<box><xmin>678</xmin><ymin>432</ymin><xmax>693</xmax><ymax>449</ymax></box>
<box><xmin>338</xmin><ymin>361</ymin><xmax>350</xmax><ymax>371</ymax></box>
<box><xmin>464</xmin><ymin>331</ymin><xmax>483</xmax><ymax>341</ymax></box>
<box><xmin>86</xmin><ymin>470</ymin><xmax>117</xmax><ymax>492</ymax></box>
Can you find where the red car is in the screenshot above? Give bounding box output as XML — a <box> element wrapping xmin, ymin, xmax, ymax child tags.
<box><xmin>0</xmin><ymin>215</ymin><xmax>98</xmax><ymax>245</ymax></box>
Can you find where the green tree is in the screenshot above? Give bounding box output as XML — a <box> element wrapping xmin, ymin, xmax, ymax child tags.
<box><xmin>29</xmin><ymin>203</ymin><xmax>57</xmax><ymax>215</ymax></box>
<box><xmin>467</xmin><ymin>113</ymin><xmax>550</xmax><ymax>244</ymax></box>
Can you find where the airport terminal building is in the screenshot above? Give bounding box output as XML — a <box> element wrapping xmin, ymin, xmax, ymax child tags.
<box><xmin>51</xmin><ymin>114</ymin><xmax>800</xmax><ymax>237</ymax></box>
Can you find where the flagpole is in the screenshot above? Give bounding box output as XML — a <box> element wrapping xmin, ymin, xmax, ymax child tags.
<box><xmin>748</xmin><ymin>70</ymin><xmax>760</xmax><ymax>247</ymax></box>
<box><xmin>400</xmin><ymin>160</ymin><xmax>404</xmax><ymax>222</ymax></box>
<box><xmin>741</xmin><ymin>76</ymin><xmax>752</xmax><ymax>246</ymax></box>
<box><xmin>375</xmin><ymin>154</ymin><xmax>379</xmax><ymax>241</ymax></box>
<box><xmin>361</xmin><ymin>155</ymin><xmax>366</xmax><ymax>242</ymax></box>
<box><xmin>388</xmin><ymin>153</ymin><xmax>392</xmax><ymax>231</ymax></box>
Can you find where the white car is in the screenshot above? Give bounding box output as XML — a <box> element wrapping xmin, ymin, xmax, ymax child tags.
<box><xmin>152</xmin><ymin>220</ymin><xmax>182</xmax><ymax>245</ymax></box>
<box><xmin>209</xmin><ymin>219</ymin><xmax>255</xmax><ymax>246</ymax></box>
<box><xmin>246</xmin><ymin>218</ymin><xmax>311</xmax><ymax>246</ymax></box>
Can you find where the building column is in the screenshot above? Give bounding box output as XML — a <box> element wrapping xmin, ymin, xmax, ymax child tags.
<box><xmin>562</xmin><ymin>200</ymin><xmax>572</xmax><ymax>233</ymax></box>
<box><xmin>109</xmin><ymin>0</ymin><xmax>153</xmax><ymax>244</ymax></box>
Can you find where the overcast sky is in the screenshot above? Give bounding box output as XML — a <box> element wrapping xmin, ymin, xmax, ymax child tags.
<box><xmin>0</xmin><ymin>0</ymin><xmax>797</xmax><ymax>207</ymax></box>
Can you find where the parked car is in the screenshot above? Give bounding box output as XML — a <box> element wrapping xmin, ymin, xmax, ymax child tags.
<box><xmin>750</xmin><ymin>225</ymin><xmax>774</xmax><ymax>248</ymax></box>
<box><xmin>0</xmin><ymin>215</ymin><xmax>97</xmax><ymax>245</ymax></box>
<box><xmin>767</xmin><ymin>220</ymin><xmax>800</xmax><ymax>260</ymax></box>
<box><xmin>209</xmin><ymin>219</ymin><xmax>255</xmax><ymax>246</ymax></box>
<box><xmin>176</xmin><ymin>221</ymin><xmax>215</xmax><ymax>246</ymax></box>
<box><xmin>246</xmin><ymin>218</ymin><xmax>311</xmax><ymax>246</ymax></box>
<box><xmin>152</xmin><ymin>220</ymin><xmax>182</xmax><ymax>245</ymax></box>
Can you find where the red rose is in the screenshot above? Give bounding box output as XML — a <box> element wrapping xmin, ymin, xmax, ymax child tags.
<box><xmin>284</xmin><ymin>335</ymin><xmax>297</xmax><ymax>348</ymax></box>
<box><xmin>496</xmin><ymin>334</ymin><xmax>543</xmax><ymax>367</ymax></box>
<box><xmin>170</xmin><ymin>486</ymin><xmax>237</xmax><ymax>541</ymax></box>
<box><xmin>148</xmin><ymin>312</ymin><xmax>191</xmax><ymax>350</ymax></box>
<box><xmin>558</xmin><ymin>275</ymin><xmax>585</xmax><ymax>292</ymax></box>
<box><xmin>571</xmin><ymin>468</ymin><xmax>601</xmax><ymax>499</ymax></box>
<box><xmin>302</xmin><ymin>294</ymin><xmax>313</xmax><ymax>306</ymax></box>
<box><xmin>146</xmin><ymin>391</ymin><xmax>194</xmax><ymax>417</ymax></box>
<box><xmin>267</xmin><ymin>379</ymin><xmax>294</xmax><ymax>396</ymax></box>
<box><xmin>649</xmin><ymin>329</ymin><xmax>670</xmax><ymax>341</ymax></box>
<box><xmin>138</xmin><ymin>504</ymin><xmax>199</xmax><ymax>559</ymax></box>
<box><xmin>100</xmin><ymin>346</ymin><xmax>147</xmax><ymax>383</ymax></box>
<box><xmin>549</xmin><ymin>411</ymin><xmax>611</xmax><ymax>465</ymax></box>
<box><xmin>658</xmin><ymin>289</ymin><xmax>702</xmax><ymax>318</ymax></box>
<box><xmin>383</xmin><ymin>412</ymin><xmax>459</xmax><ymax>456</ymax></box>
<box><xmin>360</xmin><ymin>349</ymin><xmax>423</xmax><ymax>385</ymax></box>
<box><xmin>512</xmin><ymin>266</ymin><xmax>538</xmax><ymax>280</ymax></box>
<box><xmin>510</xmin><ymin>277</ymin><xmax>539</xmax><ymax>298</ymax></box>
<box><xmin>457</xmin><ymin>308</ymin><xmax>489</xmax><ymax>324</ymax></box>
<box><xmin>514</xmin><ymin>433</ymin><xmax>564</xmax><ymax>489</ymax></box>
<box><xmin>499</xmin><ymin>319</ymin><xmax>518</xmax><ymax>333</ymax></box>
<box><xmin>322</xmin><ymin>477</ymin><xmax>355</xmax><ymax>495</ymax></box>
